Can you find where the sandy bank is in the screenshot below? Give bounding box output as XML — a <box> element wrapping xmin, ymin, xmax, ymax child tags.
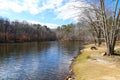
<box><xmin>71</xmin><ymin>42</ymin><xmax>120</xmax><ymax>80</ymax></box>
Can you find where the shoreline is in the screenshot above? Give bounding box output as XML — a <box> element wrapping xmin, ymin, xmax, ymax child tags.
<box><xmin>64</xmin><ymin>49</ymin><xmax>82</xmax><ymax>80</ymax></box>
<box><xmin>69</xmin><ymin>42</ymin><xmax>120</xmax><ymax>80</ymax></box>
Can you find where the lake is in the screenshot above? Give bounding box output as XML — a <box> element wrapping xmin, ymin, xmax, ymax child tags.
<box><xmin>0</xmin><ymin>41</ymin><xmax>81</xmax><ymax>80</ymax></box>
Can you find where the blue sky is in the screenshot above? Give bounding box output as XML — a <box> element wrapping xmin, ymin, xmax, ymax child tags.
<box><xmin>0</xmin><ymin>0</ymin><xmax>88</xmax><ymax>28</ymax></box>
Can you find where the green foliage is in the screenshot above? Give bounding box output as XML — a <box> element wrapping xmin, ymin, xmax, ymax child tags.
<box><xmin>55</xmin><ymin>22</ymin><xmax>91</xmax><ymax>41</ymax></box>
<box><xmin>56</xmin><ymin>26</ymin><xmax>61</xmax><ymax>31</ymax></box>
<box><xmin>63</xmin><ymin>25</ymin><xmax>72</xmax><ymax>34</ymax></box>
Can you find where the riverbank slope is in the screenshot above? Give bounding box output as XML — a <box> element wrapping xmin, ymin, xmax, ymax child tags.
<box><xmin>72</xmin><ymin>41</ymin><xmax>120</xmax><ymax>80</ymax></box>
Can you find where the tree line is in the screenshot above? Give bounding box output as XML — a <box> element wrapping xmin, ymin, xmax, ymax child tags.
<box><xmin>55</xmin><ymin>23</ymin><xmax>93</xmax><ymax>43</ymax></box>
<box><xmin>0</xmin><ymin>17</ymin><xmax>56</xmax><ymax>43</ymax></box>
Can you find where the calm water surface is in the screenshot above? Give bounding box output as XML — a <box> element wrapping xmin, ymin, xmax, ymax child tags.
<box><xmin>0</xmin><ymin>41</ymin><xmax>81</xmax><ymax>80</ymax></box>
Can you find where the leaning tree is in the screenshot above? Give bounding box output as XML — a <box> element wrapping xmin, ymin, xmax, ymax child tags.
<box><xmin>79</xmin><ymin>0</ymin><xmax>120</xmax><ymax>55</ymax></box>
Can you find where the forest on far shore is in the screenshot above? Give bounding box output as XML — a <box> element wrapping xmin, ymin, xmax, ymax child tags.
<box><xmin>0</xmin><ymin>17</ymin><xmax>94</xmax><ymax>43</ymax></box>
<box><xmin>0</xmin><ymin>17</ymin><xmax>56</xmax><ymax>43</ymax></box>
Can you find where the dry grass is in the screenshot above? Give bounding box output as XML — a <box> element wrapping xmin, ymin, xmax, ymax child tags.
<box><xmin>73</xmin><ymin>60</ymin><xmax>120</xmax><ymax>80</ymax></box>
<box><xmin>72</xmin><ymin>42</ymin><xmax>120</xmax><ymax>80</ymax></box>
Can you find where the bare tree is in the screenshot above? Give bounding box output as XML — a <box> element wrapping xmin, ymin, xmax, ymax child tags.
<box><xmin>0</xmin><ymin>18</ymin><xmax>56</xmax><ymax>43</ymax></box>
<box><xmin>76</xmin><ymin>0</ymin><xmax>120</xmax><ymax>55</ymax></box>
<box><xmin>99</xmin><ymin>0</ymin><xmax>120</xmax><ymax>55</ymax></box>
<box><xmin>82</xmin><ymin>8</ymin><xmax>103</xmax><ymax>46</ymax></box>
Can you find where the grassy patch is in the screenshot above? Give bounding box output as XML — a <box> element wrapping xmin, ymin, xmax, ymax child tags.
<box><xmin>75</xmin><ymin>43</ymin><xmax>106</xmax><ymax>63</ymax></box>
<box><xmin>72</xmin><ymin>42</ymin><xmax>120</xmax><ymax>80</ymax></box>
<box><xmin>115</xmin><ymin>48</ymin><xmax>120</xmax><ymax>54</ymax></box>
<box><xmin>75</xmin><ymin>50</ymin><xmax>92</xmax><ymax>62</ymax></box>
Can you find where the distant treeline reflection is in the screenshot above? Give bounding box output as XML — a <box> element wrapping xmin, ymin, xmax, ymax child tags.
<box><xmin>0</xmin><ymin>42</ymin><xmax>50</xmax><ymax>58</ymax></box>
<box><xmin>0</xmin><ymin>17</ymin><xmax>56</xmax><ymax>43</ymax></box>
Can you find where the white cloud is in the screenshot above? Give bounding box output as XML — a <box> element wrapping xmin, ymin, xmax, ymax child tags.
<box><xmin>55</xmin><ymin>0</ymin><xmax>90</xmax><ymax>22</ymax></box>
<box><xmin>0</xmin><ymin>0</ymin><xmax>89</xmax><ymax>22</ymax></box>
<box><xmin>0</xmin><ymin>0</ymin><xmax>64</xmax><ymax>14</ymax></box>
<box><xmin>0</xmin><ymin>0</ymin><xmax>41</xmax><ymax>14</ymax></box>
<box><xmin>28</xmin><ymin>20</ymin><xmax>59</xmax><ymax>29</ymax></box>
<box><xmin>0</xmin><ymin>0</ymin><xmax>25</xmax><ymax>12</ymax></box>
<box><xmin>23</xmin><ymin>0</ymin><xmax>40</xmax><ymax>14</ymax></box>
<box><xmin>44</xmin><ymin>23</ymin><xmax>59</xmax><ymax>29</ymax></box>
<box><xmin>38</xmin><ymin>0</ymin><xmax>64</xmax><ymax>12</ymax></box>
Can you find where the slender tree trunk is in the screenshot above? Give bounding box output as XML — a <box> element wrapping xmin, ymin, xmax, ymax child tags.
<box><xmin>100</xmin><ymin>0</ymin><xmax>114</xmax><ymax>55</ymax></box>
<box><xmin>97</xmin><ymin>27</ymin><xmax>102</xmax><ymax>46</ymax></box>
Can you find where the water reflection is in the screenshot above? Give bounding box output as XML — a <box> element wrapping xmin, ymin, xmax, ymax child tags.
<box><xmin>0</xmin><ymin>41</ymin><xmax>81</xmax><ymax>80</ymax></box>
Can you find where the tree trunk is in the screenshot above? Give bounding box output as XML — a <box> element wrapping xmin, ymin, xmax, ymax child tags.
<box><xmin>97</xmin><ymin>37</ymin><xmax>101</xmax><ymax>47</ymax></box>
<box><xmin>106</xmin><ymin>45</ymin><xmax>114</xmax><ymax>55</ymax></box>
<box><xmin>97</xmin><ymin>28</ymin><xmax>102</xmax><ymax>47</ymax></box>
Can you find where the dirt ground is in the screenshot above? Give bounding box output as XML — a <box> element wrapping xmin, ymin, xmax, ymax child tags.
<box><xmin>72</xmin><ymin>42</ymin><xmax>120</xmax><ymax>80</ymax></box>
